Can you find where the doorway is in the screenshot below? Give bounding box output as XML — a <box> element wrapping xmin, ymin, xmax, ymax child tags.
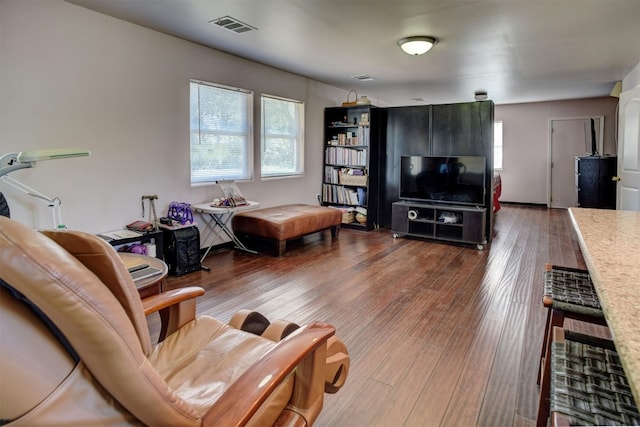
<box><xmin>548</xmin><ymin>116</ymin><xmax>604</xmax><ymax>208</ymax></box>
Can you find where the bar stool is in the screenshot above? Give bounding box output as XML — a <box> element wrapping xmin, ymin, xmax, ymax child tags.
<box><xmin>537</xmin><ymin>327</ymin><xmax>640</xmax><ymax>427</ymax></box>
<box><xmin>538</xmin><ymin>264</ymin><xmax>608</xmax><ymax>385</ymax></box>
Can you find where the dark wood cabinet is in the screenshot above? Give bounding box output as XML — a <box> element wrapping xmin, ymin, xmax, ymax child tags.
<box><xmin>575</xmin><ymin>156</ymin><xmax>617</xmax><ymax>209</ymax></box>
<box><xmin>322</xmin><ymin>106</ymin><xmax>385</xmax><ymax>230</ymax></box>
<box><xmin>431</xmin><ymin>102</ymin><xmax>494</xmax><ymax>161</ymax></box>
<box><xmin>382</xmin><ymin>101</ymin><xmax>494</xmax><ymax>242</ymax></box>
<box><xmin>383</xmin><ymin>106</ymin><xmax>430</xmax><ymax>226</ymax></box>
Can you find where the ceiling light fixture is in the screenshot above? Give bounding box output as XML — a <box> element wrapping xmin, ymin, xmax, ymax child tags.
<box><xmin>398</xmin><ymin>36</ymin><xmax>437</xmax><ymax>56</ymax></box>
<box><xmin>351</xmin><ymin>74</ymin><xmax>376</xmax><ymax>81</ymax></box>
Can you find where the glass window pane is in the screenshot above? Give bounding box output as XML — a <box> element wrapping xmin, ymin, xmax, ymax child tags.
<box><xmin>261</xmin><ymin>95</ymin><xmax>304</xmax><ymax>178</ymax></box>
<box><xmin>190</xmin><ymin>80</ymin><xmax>253</xmax><ymax>184</ymax></box>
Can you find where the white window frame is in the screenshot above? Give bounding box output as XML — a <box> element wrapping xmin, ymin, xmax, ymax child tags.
<box><xmin>494</xmin><ymin>121</ymin><xmax>503</xmax><ymax>170</ymax></box>
<box><xmin>189</xmin><ymin>80</ymin><xmax>253</xmax><ymax>185</ymax></box>
<box><xmin>260</xmin><ymin>94</ymin><xmax>305</xmax><ymax>179</ymax></box>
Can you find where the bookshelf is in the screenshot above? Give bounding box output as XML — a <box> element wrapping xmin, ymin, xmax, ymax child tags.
<box><xmin>322</xmin><ymin>105</ymin><xmax>382</xmax><ymax>230</ymax></box>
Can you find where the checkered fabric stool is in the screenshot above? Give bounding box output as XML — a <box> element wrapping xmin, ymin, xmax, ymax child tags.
<box><xmin>537</xmin><ymin>328</ymin><xmax>640</xmax><ymax>426</ymax></box>
<box><xmin>537</xmin><ymin>264</ymin><xmax>608</xmax><ymax>385</ymax></box>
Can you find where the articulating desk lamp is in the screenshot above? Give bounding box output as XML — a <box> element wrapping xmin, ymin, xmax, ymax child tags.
<box><xmin>0</xmin><ymin>148</ymin><xmax>91</xmax><ymax>229</ymax></box>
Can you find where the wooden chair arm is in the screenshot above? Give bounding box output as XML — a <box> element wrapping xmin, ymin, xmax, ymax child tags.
<box><xmin>141</xmin><ymin>286</ymin><xmax>205</xmax><ymax>315</ymax></box>
<box><xmin>202</xmin><ymin>322</ymin><xmax>336</xmax><ymax>427</ymax></box>
<box><xmin>141</xmin><ymin>286</ymin><xmax>205</xmax><ymax>341</ymax></box>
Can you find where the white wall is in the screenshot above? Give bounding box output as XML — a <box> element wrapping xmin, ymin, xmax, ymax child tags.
<box><xmin>495</xmin><ymin>97</ymin><xmax>618</xmax><ymax>204</ymax></box>
<box><xmin>493</xmin><ymin>59</ymin><xmax>638</xmax><ymax>205</ymax></box>
<box><xmin>3</xmin><ymin>2</ymin><xmax>638</xmax><ymax>228</ymax></box>
<box><xmin>0</xmin><ymin>0</ymin><xmax>346</xmax><ymax>234</ymax></box>
<box><xmin>622</xmin><ymin>62</ymin><xmax>640</xmax><ymax>90</ymax></box>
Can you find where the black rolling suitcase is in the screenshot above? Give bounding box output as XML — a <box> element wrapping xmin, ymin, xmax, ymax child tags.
<box><xmin>163</xmin><ymin>226</ymin><xmax>201</xmax><ymax>276</ymax></box>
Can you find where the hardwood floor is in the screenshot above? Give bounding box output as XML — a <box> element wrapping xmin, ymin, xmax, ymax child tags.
<box><xmin>154</xmin><ymin>204</ymin><xmax>608</xmax><ymax>427</ymax></box>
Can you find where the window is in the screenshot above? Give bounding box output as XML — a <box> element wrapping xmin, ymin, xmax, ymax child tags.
<box><xmin>261</xmin><ymin>94</ymin><xmax>304</xmax><ymax>178</ymax></box>
<box><xmin>190</xmin><ymin>80</ymin><xmax>253</xmax><ymax>184</ymax></box>
<box><xmin>494</xmin><ymin>121</ymin><xmax>503</xmax><ymax>170</ymax></box>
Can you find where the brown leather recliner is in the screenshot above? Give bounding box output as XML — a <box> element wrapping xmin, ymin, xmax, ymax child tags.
<box><xmin>0</xmin><ymin>216</ymin><xmax>349</xmax><ymax>426</ymax></box>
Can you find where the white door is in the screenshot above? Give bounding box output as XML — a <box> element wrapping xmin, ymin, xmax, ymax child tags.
<box><xmin>617</xmin><ymin>86</ymin><xmax>640</xmax><ymax>211</ymax></box>
<box><xmin>549</xmin><ymin>117</ymin><xmax>604</xmax><ymax>208</ymax></box>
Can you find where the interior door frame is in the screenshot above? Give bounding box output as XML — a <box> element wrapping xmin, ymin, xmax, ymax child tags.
<box><xmin>547</xmin><ymin>116</ymin><xmax>604</xmax><ymax>208</ymax></box>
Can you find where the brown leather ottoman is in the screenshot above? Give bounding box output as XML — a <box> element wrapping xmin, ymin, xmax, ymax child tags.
<box><xmin>231</xmin><ymin>204</ymin><xmax>341</xmax><ymax>256</ymax></box>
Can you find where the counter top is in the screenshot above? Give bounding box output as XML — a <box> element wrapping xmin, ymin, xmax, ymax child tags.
<box><xmin>568</xmin><ymin>207</ymin><xmax>640</xmax><ymax>403</ymax></box>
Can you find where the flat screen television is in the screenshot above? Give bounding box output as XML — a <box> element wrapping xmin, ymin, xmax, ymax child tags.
<box><xmin>400</xmin><ymin>155</ymin><xmax>486</xmax><ymax>206</ymax></box>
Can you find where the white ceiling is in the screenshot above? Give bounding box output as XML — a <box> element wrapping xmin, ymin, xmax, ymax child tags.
<box><xmin>67</xmin><ymin>0</ymin><xmax>640</xmax><ymax>106</ymax></box>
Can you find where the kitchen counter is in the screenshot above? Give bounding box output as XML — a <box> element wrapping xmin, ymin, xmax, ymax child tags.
<box><xmin>568</xmin><ymin>207</ymin><xmax>640</xmax><ymax>404</ymax></box>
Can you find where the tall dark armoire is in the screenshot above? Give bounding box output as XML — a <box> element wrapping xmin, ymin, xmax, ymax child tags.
<box><xmin>575</xmin><ymin>155</ymin><xmax>617</xmax><ymax>209</ymax></box>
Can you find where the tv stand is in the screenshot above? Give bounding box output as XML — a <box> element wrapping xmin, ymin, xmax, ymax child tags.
<box><xmin>391</xmin><ymin>201</ymin><xmax>487</xmax><ymax>249</ymax></box>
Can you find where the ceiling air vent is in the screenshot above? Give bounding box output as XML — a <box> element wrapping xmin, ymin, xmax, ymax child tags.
<box><xmin>351</xmin><ymin>74</ymin><xmax>376</xmax><ymax>81</ymax></box>
<box><xmin>209</xmin><ymin>16</ymin><xmax>257</xmax><ymax>34</ymax></box>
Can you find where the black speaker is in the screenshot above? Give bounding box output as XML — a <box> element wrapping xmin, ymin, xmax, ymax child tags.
<box><xmin>163</xmin><ymin>226</ymin><xmax>201</xmax><ymax>276</ymax></box>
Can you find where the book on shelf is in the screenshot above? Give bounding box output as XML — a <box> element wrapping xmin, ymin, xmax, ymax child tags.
<box><xmin>325</xmin><ymin>146</ymin><xmax>367</xmax><ymax>166</ymax></box>
<box><xmin>327</xmin><ymin>126</ymin><xmax>369</xmax><ymax>146</ymax></box>
<box><xmin>357</xmin><ymin>188</ymin><xmax>367</xmax><ymax>205</ymax></box>
<box><xmin>322</xmin><ymin>183</ymin><xmax>366</xmax><ymax>206</ymax></box>
<box><xmin>325</xmin><ymin>167</ymin><xmax>367</xmax><ymax>186</ymax></box>
<box><xmin>324</xmin><ymin>166</ymin><xmax>340</xmax><ymax>183</ymax></box>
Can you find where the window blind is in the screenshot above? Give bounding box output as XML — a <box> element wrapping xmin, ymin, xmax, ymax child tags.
<box><xmin>190</xmin><ymin>80</ymin><xmax>253</xmax><ymax>184</ymax></box>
